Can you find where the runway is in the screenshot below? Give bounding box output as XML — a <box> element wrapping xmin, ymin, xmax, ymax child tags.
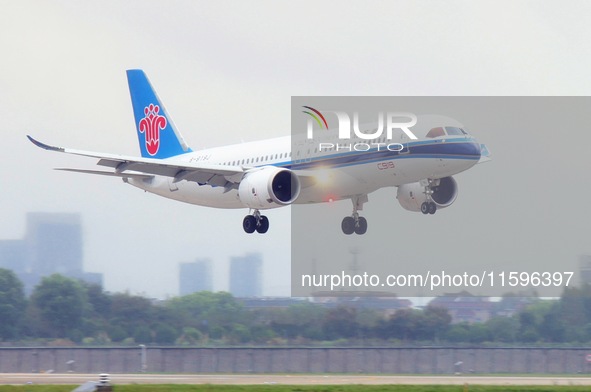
<box><xmin>3</xmin><ymin>373</ymin><xmax>591</xmax><ymax>386</ymax></box>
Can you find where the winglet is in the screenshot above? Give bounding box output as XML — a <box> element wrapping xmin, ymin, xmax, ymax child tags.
<box><xmin>27</xmin><ymin>135</ymin><xmax>65</xmax><ymax>152</ymax></box>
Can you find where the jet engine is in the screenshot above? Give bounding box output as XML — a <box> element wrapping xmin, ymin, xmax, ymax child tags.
<box><xmin>396</xmin><ymin>176</ymin><xmax>458</xmax><ymax>212</ymax></box>
<box><xmin>238</xmin><ymin>166</ymin><xmax>301</xmax><ymax>209</ymax></box>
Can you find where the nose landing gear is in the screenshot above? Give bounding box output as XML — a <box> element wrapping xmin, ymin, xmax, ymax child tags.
<box><xmin>420</xmin><ymin>179</ymin><xmax>438</xmax><ymax>215</ymax></box>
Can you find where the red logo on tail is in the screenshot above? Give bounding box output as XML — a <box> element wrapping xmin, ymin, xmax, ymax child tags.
<box><xmin>139</xmin><ymin>104</ymin><xmax>167</xmax><ymax>156</ymax></box>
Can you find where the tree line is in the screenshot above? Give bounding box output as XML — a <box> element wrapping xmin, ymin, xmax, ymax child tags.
<box><xmin>2</xmin><ymin>268</ymin><xmax>591</xmax><ymax>345</ymax></box>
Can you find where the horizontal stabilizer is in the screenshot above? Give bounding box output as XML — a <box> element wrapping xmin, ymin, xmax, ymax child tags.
<box><xmin>55</xmin><ymin>168</ymin><xmax>154</xmax><ymax>180</ymax></box>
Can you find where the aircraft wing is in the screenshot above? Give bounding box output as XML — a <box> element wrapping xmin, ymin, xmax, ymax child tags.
<box><xmin>27</xmin><ymin>136</ymin><xmax>245</xmax><ymax>188</ymax></box>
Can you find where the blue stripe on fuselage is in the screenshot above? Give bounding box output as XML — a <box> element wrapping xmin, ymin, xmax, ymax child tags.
<box><xmin>279</xmin><ymin>138</ymin><xmax>481</xmax><ymax>171</ymax></box>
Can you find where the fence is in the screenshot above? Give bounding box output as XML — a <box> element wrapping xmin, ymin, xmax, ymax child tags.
<box><xmin>1</xmin><ymin>347</ymin><xmax>591</xmax><ymax>374</ymax></box>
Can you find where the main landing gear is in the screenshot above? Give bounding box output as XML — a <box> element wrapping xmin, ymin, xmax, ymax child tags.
<box><xmin>341</xmin><ymin>194</ymin><xmax>368</xmax><ymax>235</ymax></box>
<box><xmin>421</xmin><ymin>201</ymin><xmax>437</xmax><ymax>215</ymax></box>
<box><xmin>420</xmin><ymin>179</ymin><xmax>438</xmax><ymax>215</ymax></box>
<box><xmin>243</xmin><ymin>210</ymin><xmax>269</xmax><ymax>234</ymax></box>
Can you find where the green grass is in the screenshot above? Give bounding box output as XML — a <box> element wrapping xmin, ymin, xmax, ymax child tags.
<box><xmin>2</xmin><ymin>386</ymin><xmax>591</xmax><ymax>392</ymax></box>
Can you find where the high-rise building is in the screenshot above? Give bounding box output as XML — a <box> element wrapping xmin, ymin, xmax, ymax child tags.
<box><xmin>0</xmin><ymin>240</ymin><xmax>26</xmax><ymax>274</ymax></box>
<box><xmin>229</xmin><ymin>252</ymin><xmax>263</xmax><ymax>297</ymax></box>
<box><xmin>26</xmin><ymin>213</ymin><xmax>83</xmax><ymax>276</ymax></box>
<box><xmin>0</xmin><ymin>212</ymin><xmax>102</xmax><ymax>294</ymax></box>
<box><xmin>179</xmin><ymin>258</ymin><xmax>213</xmax><ymax>295</ymax></box>
<box><xmin>580</xmin><ymin>254</ymin><xmax>591</xmax><ymax>286</ymax></box>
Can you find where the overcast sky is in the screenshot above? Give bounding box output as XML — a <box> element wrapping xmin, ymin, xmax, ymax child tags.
<box><xmin>1</xmin><ymin>1</ymin><xmax>591</xmax><ymax>298</ymax></box>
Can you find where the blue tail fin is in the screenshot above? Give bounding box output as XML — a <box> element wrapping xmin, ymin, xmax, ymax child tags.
<box><xmin>127</xmin><ymin>69</ymin><xmax>192</xmax><ymax>159</ymax></box>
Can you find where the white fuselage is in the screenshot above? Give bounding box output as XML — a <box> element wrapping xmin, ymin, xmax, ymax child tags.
<box><xmin>127</xmin><ymin>134</ymin><xmax>482</xmax><ymax>209</ymax></box>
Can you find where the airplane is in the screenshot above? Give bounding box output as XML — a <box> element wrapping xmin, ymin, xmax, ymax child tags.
<box><xmin>28</xmin><ymin>70</ymin><xmax>490</xmax><ymax>235</ymax></box>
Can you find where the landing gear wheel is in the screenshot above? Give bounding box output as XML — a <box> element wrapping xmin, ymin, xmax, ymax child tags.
<box><xmin>256</xmin><ymin>215</ymin><xmax>269</xmax><ymax>233</ymax></box>
<box><xmin>421</xmin><ymin>202</ymin><xmax>430</xmax><ymax>215</ymax></box>
<box><xmin>342</xmin><ymin>195</ymin><xmax>369</xmax><ymax>235</ymax></box>
<box><xmin>354</xmin><ymin>216</ymin><xmax>368</xmax><ymax>235</ymax></box>
<box><xmin>243</xmin><ymin>215</ymin><xmax>257</xmax><ymax>233</ymax></box>
<box><xmin>341</xmin><ymin>216</ymin><xmax>355</xmax><ymax>235</ymax></box>
<box><xmin>428</xmin><ymin>202</ymin><xmax>437</xmax><ymax>215</ymax></box>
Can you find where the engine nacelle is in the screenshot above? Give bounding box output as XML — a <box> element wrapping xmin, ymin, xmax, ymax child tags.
<box><xmin>238</xmin><ymin>166</ymin><xmax>301</xmax><ymax>209</ymax></box>
<box><xmin>396</xmin><ymin>176</ymin><xmax>458</xmax><ymax>212</ymax></box>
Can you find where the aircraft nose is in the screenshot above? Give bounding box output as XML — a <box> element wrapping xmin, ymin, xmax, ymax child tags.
<box><xmin>458</xmin><ymin>139</ymin><xmax>482</xmax><ymax>160</ymax></box>
<box><xmin>471</xmin><ymin>140</ymin><xmax>481</xmax><ymax>159</ymax></box>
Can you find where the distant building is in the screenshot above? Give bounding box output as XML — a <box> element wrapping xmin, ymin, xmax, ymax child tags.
<box><xmin>239</xmin><ymin>296</ymin><xmax>412</xmax><ymax>315</ymax></box>
<box><xmin>240</xmin><ymin>297</ymin><xmax>307</xmax><ymax>309</ymax></box>
<box><xmin>179</xmin><ymin>258</ymin><xmax>213</xmax><ymax>295</ymax></box>
<box><xmin>229</xmin><ymin>253</ymin><xmax>263</xmax><ymax>297</ymax></box>
<box><xmin>493</xmin><ymin>294</ymin><xmax>536</xmax><ymax>318</ymax></box>
<box><xmin>429</xmin><ymin>292</ymin><xmax>494</xmax><ymax>323</ymax></box>
<box><xmin>0</xmin><ymin>240</ymin><xmax>26</xmax><ymax>274</ymax></box>
<box><xmin>0</xmin><ymin>212</ymin><xmax>102</xmax><ymax>294</ymax></box>
<box><xmin>580</xmin><ymin>254</ymin><xmax>591</xmax><ymax>286</ymax></box>
<box><xmin>26</xmin><ymin>213</ymin><xmax>83</xmax><ymax>276</ymax></box>
<box><xmin>311</xmin><ymin>295</ymin><xmax>412</xmax><ymax>316</ymax></box>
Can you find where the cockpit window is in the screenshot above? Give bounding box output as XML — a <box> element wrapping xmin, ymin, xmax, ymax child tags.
<box><xmin>426</xmin><ymin>127</ymin><xmax>445</xmax><ymax>138</ymax></box>
<box><xmin>445</xmin><ymin>127</ymin><xmax>467</xmax><ymax>136</ymax></box>
<box><xmin>426</xmin><ymin>126</ymin><xmax>469</xmax><ymax>138</ymax></box>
